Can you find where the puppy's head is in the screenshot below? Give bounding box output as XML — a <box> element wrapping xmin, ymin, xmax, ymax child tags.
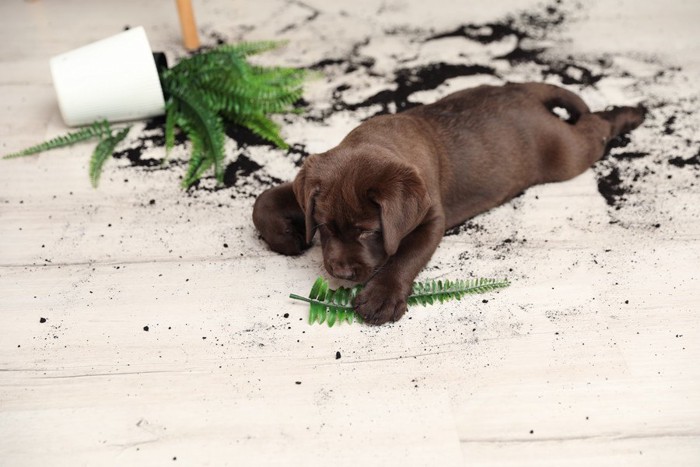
<box><xmin>293</xmin><ymin>151</ymin><xmax>430</xmax><ymax>282</ymax></box>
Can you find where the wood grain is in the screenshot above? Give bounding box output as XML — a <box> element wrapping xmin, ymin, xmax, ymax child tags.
<box><xmin>0</xmin><ymin>0</ymin><xmax>698</xmax><ymax>465</ymax></box>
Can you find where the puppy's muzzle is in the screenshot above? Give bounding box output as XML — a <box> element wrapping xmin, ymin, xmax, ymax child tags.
<box><xmin>326</xmin><ymin>260</ymin><xmax>358</xmax><ymax>281</ymax></box>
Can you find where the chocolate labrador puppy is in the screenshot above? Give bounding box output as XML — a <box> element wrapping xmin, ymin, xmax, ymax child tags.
<box><xmin>253</xmin><ymin>82</ymin><xmax>645</xmax><ymax>324</ymax></box>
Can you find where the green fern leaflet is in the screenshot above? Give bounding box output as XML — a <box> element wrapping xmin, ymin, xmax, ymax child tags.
<box><xmin>289</xmin><ymin>276</ymin><xmax>511</xmax><ymax>327</ymax></box>
<box><xmin>3</xmin><ymin>120</ymin><xmax>112</xmax><ymax>159</ymax></box>
<box><xmin>89</xmin><ymin>126</ymin><xmax>131</xmax><ymax>188</ymax></box>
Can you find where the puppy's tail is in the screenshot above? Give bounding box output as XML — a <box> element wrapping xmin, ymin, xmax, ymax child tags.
<box><xmin>522</xmin><ymin>82</ymin><xmax>591</xmax><ymax>124</ymax></box>
<box><xmin>523</xmin><ymin>82</ymin><xmax>646</xmax><ymax>139</ymax></box>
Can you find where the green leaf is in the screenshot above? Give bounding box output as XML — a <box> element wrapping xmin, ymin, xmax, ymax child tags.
<box><xmin>309</xmin><ymin>277</ymin><xmax>325</xmax><ymax>300</ymax></box>
<box><xmin>89</xmin><ymin>126</ymin><xmax>131</xmax><ymax>188</ymax></box>
<box><xmin>167</xmin><ymin>84</ymin><xmax>226</xmax><ymax>188</ymax></box>
<box><xmin>178</xmin><ymin>115</ymin><xmax>206</xmax><ymax>188</ymax></box>
<box><xmin>327</xmin><ymin>306</ymin><xmax>337</xmax><ymax>327</ymax></box>
<box><xmin>4</xmin><ymin>120</ymin><xmax>112</xmax><ymax>159</ymax></box>
<box><xmin>317</xmin><ymin>304</ymin><xmax>327</xmax><ymax>325</ymax></box>
<box><xmin>231</xmin><ymin>113</ymin><xmax>288</xmax><ymax>149</ymax></box>
<box><xmin>164</xmin><ymin>98</ymin><xmax>178</xmax><ymax>154</ymax></box>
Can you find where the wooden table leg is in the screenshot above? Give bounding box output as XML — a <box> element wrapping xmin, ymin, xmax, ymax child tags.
<box><xmin>176</xmin><ymin>0</ymin><xmax>200</xmax><ymax>50</ymax></box>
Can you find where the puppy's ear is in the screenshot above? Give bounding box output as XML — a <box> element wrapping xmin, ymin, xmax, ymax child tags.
<box><xmin>292</xmin><ymin>163</ymin><xmax>319</xmax><ymax>244</ymax></box>
<box><xmin>371</xmin><ymin>165</ymin><xmax>431</xmax><ymax>256</ymax></box>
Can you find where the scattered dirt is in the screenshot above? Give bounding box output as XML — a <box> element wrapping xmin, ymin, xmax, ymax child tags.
<box><xmin>110</xmin><ymin>0</ymin><xmax>698</xmax><ymax>230</ymax></box>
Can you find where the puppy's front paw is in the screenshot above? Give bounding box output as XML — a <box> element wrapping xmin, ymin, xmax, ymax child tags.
<box><xmin>355</xmin><ymin>279</ymin><xmax>409</xmax><ymax>325</ymax></box>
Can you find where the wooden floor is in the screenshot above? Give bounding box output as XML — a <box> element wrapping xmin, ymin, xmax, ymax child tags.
<box><xmin>1</xmin><ymin>0</ymin><xmax>699</xmax><ymax>465</ymax></box>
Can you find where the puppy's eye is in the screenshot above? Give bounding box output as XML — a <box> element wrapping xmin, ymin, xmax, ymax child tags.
<box><xmin>359</xmin><ymin>230</ymin><xmax>380</xmax><ymax>240</ymax></box>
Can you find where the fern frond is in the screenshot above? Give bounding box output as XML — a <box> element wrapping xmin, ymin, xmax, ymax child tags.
<box><xmin>164</xmin><ymin>98</ymin><xmax>178</xmax><ymax>154</ymax></box>
<box><xmin>166</xmin><ymin>52</ymin><xmax>250</xmax><ymax>81</ymax></box>
<box><xmin>230</xmin><ymin>113</ymin><xmax>288</xmax><ymax>149</ymax></box>
<box><xmin>197</xmin><ymin>76</ymin><xmax>303</xmax><ymax>115</ymax></box>
<box><xmin>4</xmin><ymin>120</ymin><xmax>111</xmax><ymax>159</ymax></box>
<box><xmin>168</xmin><ymin>43</ymin><xmax>283</xmax><ymax>78</ymax></box>
<box><xmin>167</xmin><ymin>84</ymin><xmax>226</xmax><ymax>185</ymax></box>
<box><xmin>178</xmin><ymin>116</ymin><xmax>207</xmax><ymax>188</ymax></box>
<box><xmin>89</xmin><ymin>126</ymin><xmax>131</xmax><ymax>188</ymax></box>
<box><xmin>408</xmin><ymin>278</ymin><xmax>508</xmax><ymax>306</ymax></box>
<box><xmin>251</xmin><ymin>66</ymin><xmax>307</xmax><ymax>90</ymax></box>
<box><xmin>290</xmin><ymin>276</ymin><xmax>510</xmax><ymax>327</ymax></box>
<box><xmin>185</xmin><ymin>156</ymin><xmax>214</xmax><ymax>188</ymax></box>
<box><xmin>184</xmin><ymin>61</ymin><xmax>304</xmax><ymax>109</ymax></box>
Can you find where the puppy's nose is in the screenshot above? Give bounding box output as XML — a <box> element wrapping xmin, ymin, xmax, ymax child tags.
<box><xmin>329</xmin><ymin>262</ymin><xmax>356</xmax><ymax>281</ymax></box>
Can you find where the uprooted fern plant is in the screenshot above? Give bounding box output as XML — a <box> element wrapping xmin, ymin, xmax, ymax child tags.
<box><xmin>290</xmin><ymin>276</ymin><xmax>511</xmax><ymax>327</ymax></box>
<box><xmin>2</xmin><ymin>41</ymin><xmax>306</xmax><ymax>188</ymax></box>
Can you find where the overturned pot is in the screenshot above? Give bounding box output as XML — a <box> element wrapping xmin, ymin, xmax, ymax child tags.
<box><xmin>50</xmin><ymin>26</ymin><xmax>166</xmax><ymax>126</ymax></box>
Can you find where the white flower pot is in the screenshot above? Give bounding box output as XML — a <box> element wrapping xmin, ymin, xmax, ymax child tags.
<box><xmin>50</xmin><ymin>26</ymin><xmax>166</xmax><ymax>126</ymax></box>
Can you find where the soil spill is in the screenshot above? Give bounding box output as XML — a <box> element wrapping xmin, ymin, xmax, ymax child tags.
<box><xmin>110</xmin><ymin>0</ymin><xmax>698</xmax><ymax>219</ymax></box>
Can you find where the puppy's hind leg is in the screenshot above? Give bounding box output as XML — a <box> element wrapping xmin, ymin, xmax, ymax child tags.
<box><xmin>252</xmin><ymin>182</ymin><xmax>310</xmax><ymax>256</ymax></box>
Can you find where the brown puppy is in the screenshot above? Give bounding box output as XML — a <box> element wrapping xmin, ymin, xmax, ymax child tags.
<box><xmin>253</xmin><ymin>82</ymin><xmax>645</xmax><ymax>324</ymax></box>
